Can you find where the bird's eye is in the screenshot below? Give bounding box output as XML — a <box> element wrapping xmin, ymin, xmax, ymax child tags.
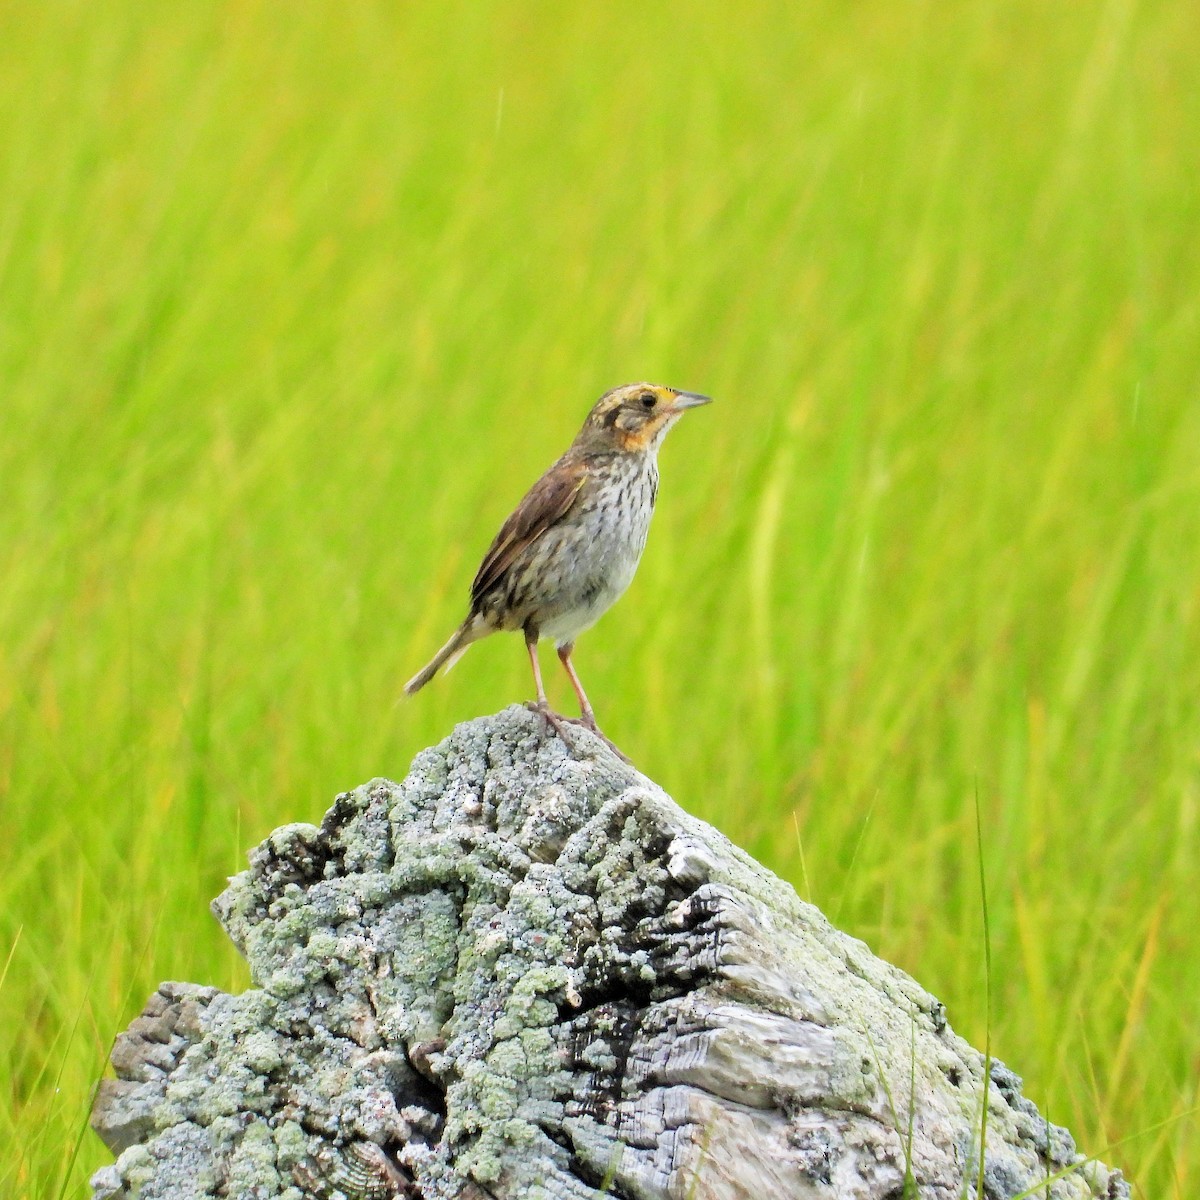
<box><xmin>639</xmin><ymin>392</ymin><xmax>657</xmax><ymax>409</ymax></box>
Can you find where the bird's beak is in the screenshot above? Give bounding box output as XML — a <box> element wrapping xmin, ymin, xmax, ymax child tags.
<box><xmin>669</xmin><ymin>391</ymin><xmax>712</xmax><ymax>411</ymax></box>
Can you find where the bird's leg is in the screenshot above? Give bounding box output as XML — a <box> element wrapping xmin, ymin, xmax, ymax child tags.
<box><xmin>523</xmin><ymin>630</ymin><xmax>572</xmax><ymax>742</ymax></box>
<box><xmin>556</xmin><ymin>643</ymin><xmax>597</xmax><ymax>730</ymax></box>
<box><xmin>557</xmin><ymin>644</ymin><xmax>632</xmax><ymax>763</ymax></box>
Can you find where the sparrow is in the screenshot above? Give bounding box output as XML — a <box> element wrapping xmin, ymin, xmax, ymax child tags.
<box><xmin>405</xmin><ymin>382</ymin><xmax>711</xmax><ymax>750</ymax></box>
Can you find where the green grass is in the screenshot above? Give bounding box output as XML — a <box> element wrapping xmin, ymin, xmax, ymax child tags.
<box><xmin>3</xmin><ymin>1</ymin><xmax>1198</xmax><ymax>1194</ymax></box>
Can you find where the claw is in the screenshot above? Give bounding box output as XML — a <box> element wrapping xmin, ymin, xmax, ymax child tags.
<box><xmin>524</xmin><ymin>699</ymin><xmax>575</xmax><ymax>746</ymax></box>
<box><xmin>597</xmin><ymin>731</ymin><xmax>632</xmax><ymax>765</ymax></box>
<box><xmin>563</xmin><ymin>716</ymin><xmax>631</xmax><ymax>764</ymax></box>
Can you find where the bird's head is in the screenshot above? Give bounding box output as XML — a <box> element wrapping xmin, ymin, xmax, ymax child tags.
<box><xmin>573</xmin><ymin>382</ymin><xmax>712</xmax><ymax>454</ymax></box>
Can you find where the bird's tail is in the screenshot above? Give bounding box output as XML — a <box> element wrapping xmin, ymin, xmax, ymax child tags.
<box><xmin>404</xmin><ymin>617</ymin><xmax>484</xmax><ymax>695</ymax></box>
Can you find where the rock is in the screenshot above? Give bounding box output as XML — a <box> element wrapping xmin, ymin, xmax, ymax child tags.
<box><xmin>90</xmin><ymin>706</ymin><xmax>1128</xmax><ymax>1199</ymax></box>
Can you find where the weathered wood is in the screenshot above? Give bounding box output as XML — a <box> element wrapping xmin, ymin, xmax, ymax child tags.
<box><xmin>90</xmin><ymin>707</ymin><xmax>1128</xmax><ymax>1199</ymax></box>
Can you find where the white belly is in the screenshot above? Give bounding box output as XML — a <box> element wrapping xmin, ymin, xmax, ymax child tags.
<box><xmin>537</xmin><ymin>552</ymin><xmax>640</xmax><ymax>643</ymax></box>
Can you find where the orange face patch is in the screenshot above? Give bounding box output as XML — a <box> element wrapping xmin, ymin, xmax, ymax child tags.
<box><xmin>615</xmin><ymin>407</ymin><xmax>675</xmax><ymax>451</ymax></box>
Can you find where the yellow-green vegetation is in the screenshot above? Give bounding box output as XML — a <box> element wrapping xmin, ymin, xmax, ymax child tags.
<box><xmin>2</xmin><ymin>2</ymin><xmax>1196</xmax><ymax>1195</ymax></box>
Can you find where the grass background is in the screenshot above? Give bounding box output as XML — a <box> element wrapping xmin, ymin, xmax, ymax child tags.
<box><xmin>2</xmin><ymin>0</ymin><xmax>1198</xmax><ymax>1194</ymax></box>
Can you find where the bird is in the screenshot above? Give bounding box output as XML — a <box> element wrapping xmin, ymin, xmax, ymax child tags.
<box><xmin>404</xmin><ymin>381</ymin><xmax>712</xmax><ymax>750</ymax></box>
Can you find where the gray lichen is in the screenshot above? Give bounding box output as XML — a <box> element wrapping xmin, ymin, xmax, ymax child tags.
<box><xmin>90</xmin><ymin>706</ymin><xmax>1129</xmax><ymax>1199</ymax></box>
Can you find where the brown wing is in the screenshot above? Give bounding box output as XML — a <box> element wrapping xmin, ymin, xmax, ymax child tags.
<box><xmin>470</xmin><ymin>457</ymin><xmax>589</xmax><ymax>609</ymax></box>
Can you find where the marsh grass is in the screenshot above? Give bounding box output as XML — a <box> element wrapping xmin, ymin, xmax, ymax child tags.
<box><xmin>2</xmin><ymin>1</ymin><xmax>1198</xmax><ymax>1194</ymax></box>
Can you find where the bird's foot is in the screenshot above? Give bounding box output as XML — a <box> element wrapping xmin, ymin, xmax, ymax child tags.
<box><xmin>524</xmin><ymin>700</ymin><xmax>575</xmax><ymax>747</ymax></box>
<box><xmin>564</xmin><ymin>715</ymin><xmax>632</xmax><ymax>764</ymax></box>
<box><xmin>523</xmin><ymin>702</ymin><xmax>631</xmax><ymax>764</ymax></box>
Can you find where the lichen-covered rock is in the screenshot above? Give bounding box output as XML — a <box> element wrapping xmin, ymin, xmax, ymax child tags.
<box><xmin>90</xmin><ymin>706</ymin><xmax>1129</xmax><ymax>1199</ymax></box>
